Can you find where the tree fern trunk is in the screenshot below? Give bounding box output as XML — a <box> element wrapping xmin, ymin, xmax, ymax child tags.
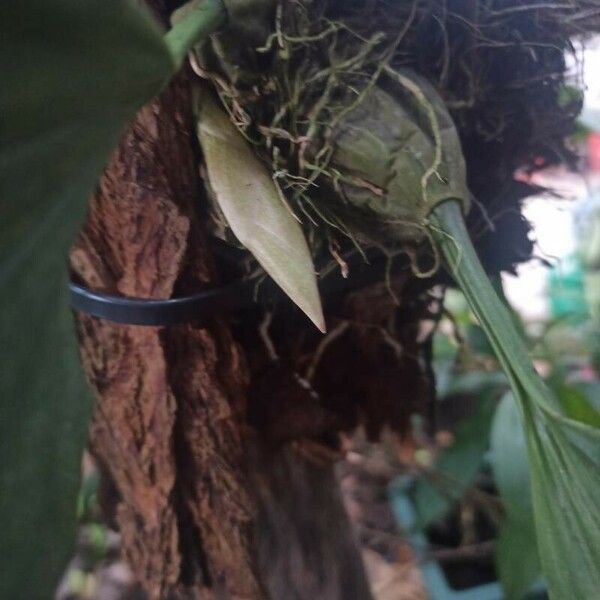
<box><xmin>69</xmin><ymin>74</ymin><xmax>373</xmax><ymax>600</ymax></box>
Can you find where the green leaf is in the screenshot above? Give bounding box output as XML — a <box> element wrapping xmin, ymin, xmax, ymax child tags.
<box><xmin>431</xmin><ymin>331</ymin><xmax>458</xmax><ymax>398</ymax></box>
<box><xmin>431</xmin><ymin>200</ymin><xmax>600</xmax><ymax>600</ymax></box>
<box><xmin>465</xmin><ymin>322</ymin><xmax>496</xmax><ymax>358</ymax></box>
<box><xmin>0</xmin><ymin>2</ymin><xmax>177</xmax><ymax>597</ymax></box>
<box><xmin>496</xmin><ymin>522</ymin><xmax>541</xmax><ymax>600</ymax></box>
<box><xmin>166</xmin><ymin>0</ymin><xmax>226</xmax><ymax>66</ymax></box>
<box><xmin>1</xmin><ymin>2</ymin><xmax>175</xmax><ymax>242</ymax></box>
<box><xmin>525</xmin><ymin>415</ymin><xmax>600</xmax><ymax>598</ymax></box>
<box><xmin>554</xmin><ymin>382</ymin><xmax>600</xmax><ymax>428</ymax></box>
<box><xmin>195</xmin><ymin>89</ymin><xmax>325</xmax><ymax>332</ymax></box>
<box><xmin>491</xmin><ymin>394</ymin><xmax>533</xmax><ymax>517</ymax></box>
<box><xmin>490</xmin><ymin>393</ymin><xmax>540</xmax><ymax>599</ymax></box>
<box><xmin>412</xmin><ymin>376</ymin><xmax>498</xmax><ymax>528</ymax></box>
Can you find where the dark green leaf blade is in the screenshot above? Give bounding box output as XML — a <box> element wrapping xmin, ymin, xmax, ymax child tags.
<box><xmin>1</xmin><ymin>1</ymin><xmax>175</xmax><ymax>238</ymax></box>
<box><xmin>0</xmin><ymin>2</ymin><xmax>174</xmax><ymax>597</ymax></box>
<box><xmin>491</xmin><ymin>392</ymin><xmax>541</xmax><ymax>599</ymax></box>
<box><xmin>554</xmin><ymin>382</ymin><xmax>600</xmax><ymax>428</ymax></box>
<box><xmin>526</xmin><ymin>413</ymin><xmax>600</xmax><ymax>599</ymax></box>
<box><xmin>431</xmin><ymin>200</ymin><xmax>600</xmax><ymax>600</ymax></box>
<box><xmin>412</xmin><ymin>376</ymin><xmax>499</xmax><ymax>528</ymax></box>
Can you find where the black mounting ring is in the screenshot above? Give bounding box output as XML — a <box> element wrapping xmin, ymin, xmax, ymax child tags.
<box><xmin>69</xmin><ymin>277</ymin><xmax>275</xmax><ymax>326</ymax></box>
<box><xmin>69</xmin><ymin>251</ymin><xmax>395</xmax><ymax>326</ymax></box>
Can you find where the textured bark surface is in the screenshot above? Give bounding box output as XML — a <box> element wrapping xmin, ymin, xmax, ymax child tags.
<box><xmin>248</xmin><ymin>445</ymin><xmax>374</xmax><ymax>600</ymax></box>
<box><xmin>69</xmin><ymin>74</ymin><xmax>379</xmax><ymax>600</ymax></box>
<box><xmin>70</xmin><ymin>76</ymin><xmax>263</xmax><ymax>600</ymax></box>
<box><xmin>244</xmin><ymin>274</ymin><xmax>431</xmax><ymax>446</ymax></box>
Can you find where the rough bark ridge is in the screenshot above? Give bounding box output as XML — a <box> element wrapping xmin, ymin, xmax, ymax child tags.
<box><xmin>70</xmin><ymin>76</ymin><xmax>263</xmax><ymax>600</ymax></box>
<box><xmin>69</xmin><ymin>70</ymin><xmax>417</xmax><ymax>600</ymax></box>
<box><xmin>248</xmin><ymin>445</ymin><xmax>374</xmax><ymax>600</ymax></box>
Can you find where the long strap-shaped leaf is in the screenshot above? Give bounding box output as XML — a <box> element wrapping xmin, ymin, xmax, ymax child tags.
<box><xmin>1</xmin><ymin>1</ymin><xmax>226</xmax><ymax>596</ymax></box>
<box><xmin>430</xmin><ymin>200</ymin><xmax>600</xmax><ymax>600</ymax></box>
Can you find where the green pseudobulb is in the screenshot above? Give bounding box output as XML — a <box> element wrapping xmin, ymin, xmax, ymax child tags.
<box><xmin>328</xmin><ymin>71</ymin><xmax>470</xmax><ymax>242</ymax></box>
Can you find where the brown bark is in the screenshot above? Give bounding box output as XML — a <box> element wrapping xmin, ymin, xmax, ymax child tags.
<box><xmin>67</xmin><ymin>29</ymin><xmax>432</xmax><ymax>595</ymax></box>
<box><xmin>248</xmin><ymin>446</ymin><xmax>374</xmax><ymax>600</ymax></box>
<box><xmin>70</xmin><ymin>76</ymin><xmax>263</xmax><ymax>600</ymax></box>
<box><xmin>70</xmin><ymin>73</ymin><xmax>378</xmax><ymax>600</ymax></box>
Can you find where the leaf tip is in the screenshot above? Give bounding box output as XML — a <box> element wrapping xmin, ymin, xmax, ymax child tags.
<box><xmin>313</xmin><ymin>312</ymin><xmax>327</xmax><ymax>334</ymax></box>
